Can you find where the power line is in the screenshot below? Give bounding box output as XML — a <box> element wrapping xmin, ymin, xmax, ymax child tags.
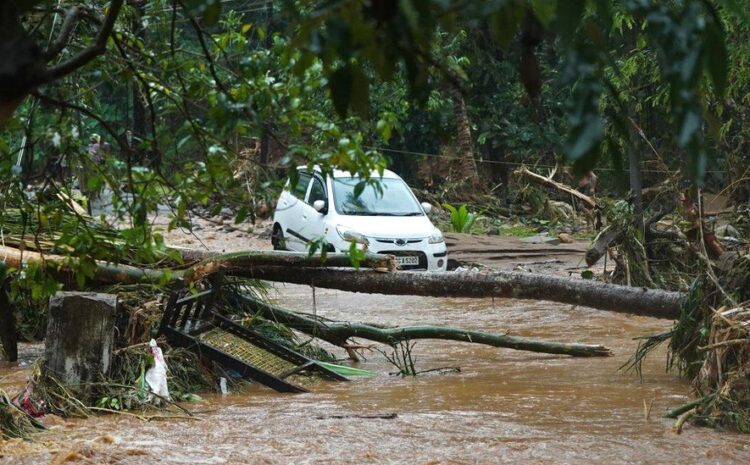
<box><xmin>147</xmin><ymin>0</ymin><xmax>270</xmax><ymax>14</ymax></box>
<box><xmin>364</xmin><ymin>145</ymin><xmax>728</xmax><ymax>174</ymax></box>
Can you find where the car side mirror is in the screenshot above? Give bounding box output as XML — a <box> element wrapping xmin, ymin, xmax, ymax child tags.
<box><xmin>421</xmin><ymin>202</ymin><xmax>433</xmax><ymax>214</ymax></box>
<box><xmin>313</xmin><ymin>200</ymin><xmax>327</xmax><ymax>213</ymax></box>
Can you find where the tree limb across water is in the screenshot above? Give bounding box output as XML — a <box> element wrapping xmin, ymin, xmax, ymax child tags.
<box><xmin>230</xmin><ymin>293</ymin><xmax>612</xmax><ymax>357</ymax></box>
<box><xmin>1</xmin><ymin>245</ymin><xmax>684</xmax><ymax>319</ymax></box>
<box><xmin>239</xmin><ymin>267</ymin><xmax>684</xmax><ymax>319</ymax></box>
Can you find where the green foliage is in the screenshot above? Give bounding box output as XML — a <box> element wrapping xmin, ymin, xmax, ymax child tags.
<box><xmin>346</xmin><ymin>242</ymin><xmax>366</xmax><ymax>269</ymax></box>
<box><xmin>0</xmin><ymin>0</ymin><xmax>745</xmax><ymax>289</ymax></box>
<box><xmin>306</xmin><ymin>237</ymin><xmax>330</xmax><ymax>262</ymax></box>
<box><xmin>498</xmin><ymin>224</ymin><xmax>538</xmax><ymax>238</ymax></box>
<box><xmin>442</xmin><ymin>203</ymin><xmax>477</xmax><ymax>233</ymax></box>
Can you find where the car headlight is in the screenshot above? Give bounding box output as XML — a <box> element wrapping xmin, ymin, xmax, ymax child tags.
<box><xmin>336</xmin><ymin>225</ymin><xmax>369</xmax><ymax>245</ymax></box>
<box><xmin>428</xmin><ymin>229</ymin><xmax>444</xmax><ymax>244</ymax></box>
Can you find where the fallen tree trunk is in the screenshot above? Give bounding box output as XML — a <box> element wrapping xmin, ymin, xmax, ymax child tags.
<box><xmin>0</xmin><ymin>246</ymin><xmax>394</xmax><ymax>285</ymax></box>
<box><xmin>0</xmin><ymin>246</ymin><xmax>163</xmax><ymax>286</ymax></box>
<box><xmin>515</xmin><ymin>166</ymin><xmax>597</xmax><ymax>209</ymax></box>
<box><xmin>2</xmin><ymin>245</ymin><xmax>684</xmax><ymax>318</ymax></box>
<box><xmin>586</xmin><ymin>226</ymin><xmax>622</xmax><ymax>266</ymax></box>
<box><xmin>185</xmin><ymin>250</ymin><xmax>394</xmax><ymax>281</ymax></box>
<box><xmin>229</xmin><ymin>293</ymin><xmax>612</xmax><ymax>357</ymax></box>
<box><xmin>236</xmin><ymin>267</ymin><xmax>684</xmax><ymax>319</ymax></box>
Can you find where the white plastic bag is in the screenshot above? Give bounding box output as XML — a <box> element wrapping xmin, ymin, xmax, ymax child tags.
<box><xmin>145</xmin><ymin>339</ymin><xmax>170</xmax><ymax>403</ymax></box>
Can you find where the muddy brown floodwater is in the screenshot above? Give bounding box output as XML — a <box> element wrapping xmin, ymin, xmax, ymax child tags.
<box><xmin>3</xmin><ymin>284</ymin><xmax>750</xmax><ymax>464</ymax></box>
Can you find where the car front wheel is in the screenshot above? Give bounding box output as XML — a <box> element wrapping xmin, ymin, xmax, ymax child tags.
<box><xmin>271</xmin><ymin>224</ymin><xmax>287</xmax><ymax>250</ymax></box>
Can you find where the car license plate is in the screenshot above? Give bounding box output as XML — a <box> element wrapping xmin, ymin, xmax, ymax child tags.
<box><xmin>396</xmin><ymin>256</ymin><xmax>419</xmax><ymax>266</ymax></box>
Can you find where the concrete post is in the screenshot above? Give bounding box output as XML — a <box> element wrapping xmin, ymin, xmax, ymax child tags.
<box><xmin>44</xmin><ymin>292</ymin><xmax>117</xmax><ymax>385</ymax></box>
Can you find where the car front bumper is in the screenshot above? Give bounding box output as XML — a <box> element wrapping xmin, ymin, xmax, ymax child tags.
<box><xmin>329</xmin><ymin>236</ymin><xmax>448</xmax><ymax>271</ymax></box>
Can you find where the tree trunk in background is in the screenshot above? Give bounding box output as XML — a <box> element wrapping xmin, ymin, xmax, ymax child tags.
<box><xmin>629</xmin><ymin>116</ymin><xmax>644</xmax><ymax>236</ymax></box>
<box><xmin>450</xmin><ymin>83</ymin><xmax>479</xmax><ymax>187</ymax></box>
<box><xmin>0</xmin><ymin>280</ymin><xmax>18</xmax><ymax>362</ymax></box>
<box><xmin>485</xmin><ymin>143</ymin><xmax>508</xmax><ymax>195</ymax></box>
<box><xmin>132</xmin><ymin>6</ymin><xmax>147</xmax><ymax>165</ymax></box>
<box><xmin>259</xmin><ymin>0</ymin><xmax>274</xmax><ymax>168</ymax></box>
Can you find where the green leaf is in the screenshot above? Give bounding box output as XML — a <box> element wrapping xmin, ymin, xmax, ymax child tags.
<box><xmin>234</xmin><ymin>206</ymin><xmax>248</xmax><ymax>224</ymax></box>
<box><xmin>442</xmin><ymin>203</ymin><xmax>457</xmax><ymax>215</ymax></box>
<box><xmin>347</xmin><ymin>242</ymin><xmax>365</xmax><ymax>269</ymax></box>
<box><xmin>717</xmin><ymin>0</ymin><xmax>750</xmax><ymax>22</ymax></box>
<box><xmin>0</xmin><ymin>136</ymin><xmax>9</xmax><ymax>156</ymax></box>
<box><xmin>489</xmin><ymin>5</ymin><xmax>525</xmax><ymax>49</ymax></box>
<box><xmin>531</xmin><ymin>0</ymin><xmax>557</xmax><ymax>27</ymax></box>
<box><xmin>353</xmin><ymin>180</ymin><xmax>366</xmax><ymax>198</ymax></box>
<box><xmin>581</xmin><ymin>270</ymin><xmax>594</xmax><ymax>280</ymax></box>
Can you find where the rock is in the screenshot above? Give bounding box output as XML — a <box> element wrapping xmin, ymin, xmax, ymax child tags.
<box><xmin>210</xmin><ymin>215</ymin><xmax>224</xmax><ymax>225</ymax></box>
<box><xmin>486</xmin><ymin>227</ymin><xmax>500</xmax><ymax>236</ymax></box>
<box><xmin>520</xmin><ymin>235</ymin><xmax>561</xmax><ymax>245</ymax></box>
<box><xmin>716</xmin><ymin>224</ymin><xmax>739</xmax><ymax>238</ymax></box>
<box><xmin>45</xmin><ymin>292</ymin><xmax>117</xmax><ymax>385</ymax></box>
<box><xmin>255</xmin><ymin>204</ymin><xmax>269</xmax><ymax>218</ymax></box>
<box><xmin>220</xmin><ymin>207</ymin><xmax>233</xmax><ymax>219</ymax></box>
<box><xmin>558</xmin><ymin>233</ymin><xmax>575</xmax><ymax>244</ymax></box>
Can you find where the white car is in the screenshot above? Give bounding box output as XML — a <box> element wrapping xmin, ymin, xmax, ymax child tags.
<box><xmin>272</xmin><ymin>166</ymin><xmax>448</xmax><ymax>271</ymax></box>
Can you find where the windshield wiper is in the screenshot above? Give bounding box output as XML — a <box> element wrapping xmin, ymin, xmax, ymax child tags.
<box><xmin>343</xmin><ymin>212</ymin><xmax>422</xmax><ymax>216</ymax></box>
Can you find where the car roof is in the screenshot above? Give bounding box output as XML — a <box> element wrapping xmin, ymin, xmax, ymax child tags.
<box><xmin>297</xmin><ymin>165</ymin><xmax>401</xmax><ymax>179</ymax></box>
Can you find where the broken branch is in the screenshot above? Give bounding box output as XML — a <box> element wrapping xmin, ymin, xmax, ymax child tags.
<box><xmin>514</xmin><ymin>166</ymin><xmax>597</xmax><ymax>209</ymax></box>
<box><xmin>39</xmin><ymin>0</ymin><xmax>125</xmax><ymax>84</ymax></box>
<box><xmin>231</xmin><ymin>294</ymin><xmax>613</xmax><ymax>357</ymax></box>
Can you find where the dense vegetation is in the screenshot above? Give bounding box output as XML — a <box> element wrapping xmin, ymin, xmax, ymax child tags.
<box><xmin>1</xmin><ymin>0</ymin><xmax>750</xmax><ymax>433</ymax></box>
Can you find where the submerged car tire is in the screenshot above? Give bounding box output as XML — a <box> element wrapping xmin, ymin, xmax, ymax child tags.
<box><xmin>271</xmin><ymin>224</ymin><xmax>287</xmax><ymax>250</ymax></box>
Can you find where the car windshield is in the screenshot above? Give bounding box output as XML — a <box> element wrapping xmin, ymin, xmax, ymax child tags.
<box><xmin>332</xmin><ymin>177</ymin><xmax>423</xmax><ymax>216</ymax></box>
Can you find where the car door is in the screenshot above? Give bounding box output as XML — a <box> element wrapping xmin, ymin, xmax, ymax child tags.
<box><xmin>279</xmin><ymin>171</ymin><xmax>312</xmax><ymax>251</ymax></box>
<box><xmin>300</xmin><ymin>174</ymin><xmax>331</xmax><ymax>251</ymax></box>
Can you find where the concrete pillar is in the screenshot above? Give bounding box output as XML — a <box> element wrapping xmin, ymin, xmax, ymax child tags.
<box><xmin>44</xmin><ymin>292</ymin><xmax>117</xmax><ymax>385</ymax></box>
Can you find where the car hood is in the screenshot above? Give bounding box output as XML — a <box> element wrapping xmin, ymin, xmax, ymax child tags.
<box><xmin>335</xmin><ymin>215</ymin><xmax>437</xmax><ymax>239</ymax></box>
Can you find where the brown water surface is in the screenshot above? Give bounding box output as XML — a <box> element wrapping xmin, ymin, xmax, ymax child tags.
<box><xmin>2</xmin><ymin>284</ymin><xmax>750</xmax><ymax>464</ymax></box>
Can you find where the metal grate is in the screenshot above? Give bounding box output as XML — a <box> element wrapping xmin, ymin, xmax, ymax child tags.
<box><xmin>200</xmin><ymin>327</ymin><xmax>296</xmax><ymax>378</ymax></box>
<box><xmin>158</xmin><ymin>280</ymin><xmax>349</xmax><ymax>393</ymax></box>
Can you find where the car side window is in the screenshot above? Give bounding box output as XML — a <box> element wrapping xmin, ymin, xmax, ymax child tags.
<box><xmin>291</xmin><ymin>172</ymin><xmax>312</xmax><ymax>199</ymax></box>
<box><xmin>307</xmin><ymin>178</ymin><xmax>326</xmax><ymax>204</ymax></box>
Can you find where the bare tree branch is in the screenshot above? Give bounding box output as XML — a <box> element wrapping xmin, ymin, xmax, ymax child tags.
<box><xmin>177</xmin><ymin>0</ymin><xmax>233</xmax><ymax>98</ymax></box>
<box><xmin>42</xmin><ymin>6</ymin><xmax>82</xmax><ymax>60</ymax></box>
<box><xmin>38</xmin><ymin>0</ymin><xmax>125</xmax><ymax>84</ymax></box>
<box><xmin>33</xmin><ymin>92</ymin><xmax>127</xmax><ymax>149</ymax></box>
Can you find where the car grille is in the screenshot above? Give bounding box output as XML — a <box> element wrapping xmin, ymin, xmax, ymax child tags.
<box><xmin>381</xmin><ymin>250</ymin><xmax>428</xmax><ymax>270</ymax></box>
<box><xmin>375</xmin><ymin>238</ymin><xmax>423</xmax><ymax>245</ymax></box>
